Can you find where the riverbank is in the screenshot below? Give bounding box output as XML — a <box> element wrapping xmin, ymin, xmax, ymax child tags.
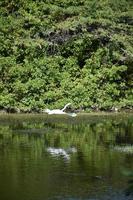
<box><xmin>0</xmin><ymin>107</ymin><xmax>133</xmax><ymax>115</ymax></box>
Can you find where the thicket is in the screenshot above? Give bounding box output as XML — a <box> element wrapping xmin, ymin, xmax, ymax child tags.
<box><xmin>0</xmin><ymin>0</ymin><xmax>133</xmax><ymax>112</ymax></box>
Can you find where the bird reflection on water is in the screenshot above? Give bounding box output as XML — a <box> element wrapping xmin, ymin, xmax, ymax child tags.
<box><xmin>47</xmin><ymin>147</ymin><xmax>77</xmax><ymax>160</ymax></box>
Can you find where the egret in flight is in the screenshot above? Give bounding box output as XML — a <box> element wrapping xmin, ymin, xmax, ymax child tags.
<box><xmin>44</xmin><ymin>103</ymin><xmax>77</xmax><ymax>117</ymax></box>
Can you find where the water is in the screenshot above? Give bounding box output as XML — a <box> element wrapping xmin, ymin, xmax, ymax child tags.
<box><xmin>0</xmin><ymin>113</ymin><xmax>133</xmax><ymax>200</ymax></box>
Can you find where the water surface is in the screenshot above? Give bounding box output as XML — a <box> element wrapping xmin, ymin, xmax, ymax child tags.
<box><xmin>0</xmin><ymin>113</ymin><xmax>133</xmax><ymax>200</ymax></box>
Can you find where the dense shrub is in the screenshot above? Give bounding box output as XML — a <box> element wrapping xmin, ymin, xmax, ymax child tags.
<box><xmin>0</xmin><ymin>0</ymin><xmax>133</xmax><ymax>111</ymax></box>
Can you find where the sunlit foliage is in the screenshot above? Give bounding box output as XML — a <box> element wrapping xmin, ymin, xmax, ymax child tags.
<box><xmin>0</xmin><ymin>0</ymin><xmax>133</xmax><ymax>111</ymax></box>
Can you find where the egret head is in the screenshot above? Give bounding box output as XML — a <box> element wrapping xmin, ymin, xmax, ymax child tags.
<box><xmin>66</xmin><ymin>103</ymin><xmax>71</xmax><ymax>106</ymax></box>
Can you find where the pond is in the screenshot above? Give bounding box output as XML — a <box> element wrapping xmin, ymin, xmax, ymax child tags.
<box><xmin>0</xmin><ymin>113</ymin><xmax>133</xmax><ymax>200</ymax></box>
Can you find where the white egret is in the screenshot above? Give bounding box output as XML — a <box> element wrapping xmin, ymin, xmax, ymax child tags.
<box><xmin>44</xmin><ymin>103</ymin><xmax>77</xmax><ymax>117</ymax></box>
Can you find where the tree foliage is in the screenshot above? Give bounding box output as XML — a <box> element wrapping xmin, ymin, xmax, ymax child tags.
<box><xmin>0</xmin><ymin>0</ymin><xmax>133</xmax><ymax>111</ymax></box>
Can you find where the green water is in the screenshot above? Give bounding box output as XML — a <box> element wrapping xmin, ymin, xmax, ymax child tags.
<box><xmin>0</xmin><ymin>114</ymin><xmax>133</xmax><ymax>200</ymax></box>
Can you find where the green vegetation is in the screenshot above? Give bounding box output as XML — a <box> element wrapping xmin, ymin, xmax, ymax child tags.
<box><xmin>0</xmin><ymin>0</ymin><xmax>133</xmax><ymax>112</ymax></box>
<box><xmin>0</xmin><ymin>114</ymin><xmax>133</xmax><ymax>158</ymax></box>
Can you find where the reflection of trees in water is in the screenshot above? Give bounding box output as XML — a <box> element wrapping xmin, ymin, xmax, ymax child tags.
<box><xmin>0</xmin><ymin>116</ymin><xmax>133</xmax><ymax>190</ymax></box>
<box><xmin>123</xmin><ymin>171</ymin><xmax>133</xmax><ymax>197</ymax></box>
<box><xmin>0</xmin><ymin>116</ymin><xmax>133</xmax><ymax>160</ymax></box>
<box><xmin>126</xmin><ymin>181</ymin><xmax>133</xmax><ymax>197</ymax></box>
<box><xmin>0</xmin><ymin>116</ymin><xmax>133</xmax><ymax>146</ymax></box>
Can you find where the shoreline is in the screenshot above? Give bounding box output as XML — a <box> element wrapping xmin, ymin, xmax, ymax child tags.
<box><xmin>0</xmin><ymin>109</ymin><xmax>133</xmax><ymax>115</ymax></box>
